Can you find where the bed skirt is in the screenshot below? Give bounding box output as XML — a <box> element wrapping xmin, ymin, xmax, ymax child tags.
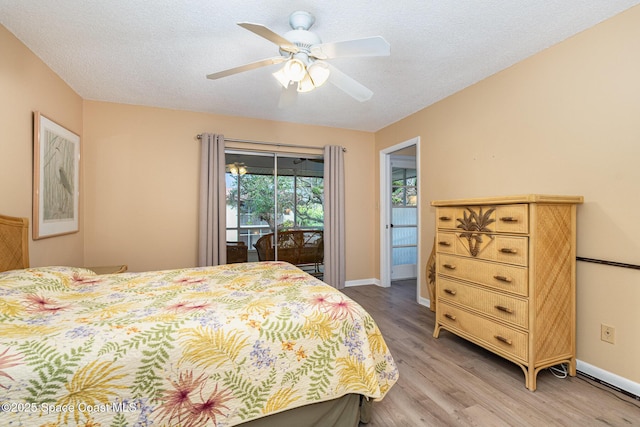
<box><xmin>238</xmin><ymin>394</ymin><xmax>372</xmax><ymax>426</ymax></box>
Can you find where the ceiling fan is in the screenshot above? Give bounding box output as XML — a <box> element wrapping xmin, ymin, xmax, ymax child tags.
<box><xmin>206</xmin><ymin>11</ymin><xmax>390</xmax><ymax>106</ymax></box>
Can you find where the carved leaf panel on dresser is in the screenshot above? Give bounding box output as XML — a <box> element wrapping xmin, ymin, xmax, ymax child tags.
<box><xmin>432</xmin><ymin>195</ymin><xmax>583</xmax><ymax>391</ymax></box>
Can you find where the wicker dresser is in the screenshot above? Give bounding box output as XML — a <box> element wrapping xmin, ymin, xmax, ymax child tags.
<box><xmin>431</xmin><ymin>195</ymin><xmax>582</xmax><ymax>391</ymax></box>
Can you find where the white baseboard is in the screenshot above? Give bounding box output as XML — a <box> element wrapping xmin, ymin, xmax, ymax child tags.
<box><xmin>577</xmin><ymin>360</ymin><xmax>640</xmax><ymax>398</ymax></box>
<box><xmin>344</xmin><ymin>278</ymin><xmax>383</xmax><ymax>287</ymax></box>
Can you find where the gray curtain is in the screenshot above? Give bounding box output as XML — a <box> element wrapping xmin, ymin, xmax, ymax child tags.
<box><xmin>323</xmin><ymin>145</ymin><xmax>346</xmax><ymax>289</ymax></box>
<box><xmin>198</xmin><ymin>133</ymin><xmax>226</xmax><ymax>266</ymax></box>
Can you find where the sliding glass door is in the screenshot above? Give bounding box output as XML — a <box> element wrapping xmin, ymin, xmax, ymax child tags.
<box><xmin>225</xmin><ymin>153</ymin><xmax>274</xmax><ymax>252</ymax></box>
<box><xmin>225</xmin><ymin>151</ymin><xmax>324</xmax><ymax>268</ymax></box>
<box><xmin>276</xmin><ymin>157</ymin><xmax>324</xmax><ymax>231</ymax></box>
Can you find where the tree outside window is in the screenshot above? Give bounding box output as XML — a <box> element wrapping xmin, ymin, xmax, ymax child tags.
<box><xmin>226</xmin><ymin>173</ymin><xmax>323</xmax><ymax>233</ymax></box>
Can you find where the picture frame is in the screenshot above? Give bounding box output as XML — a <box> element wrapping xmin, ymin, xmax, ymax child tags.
<box><xmin>33</xmin><ymin>112</ymin><xmax>80</xmax><ymax>239</ymax></box>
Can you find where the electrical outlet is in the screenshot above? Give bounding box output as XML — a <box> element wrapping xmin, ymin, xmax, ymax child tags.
<box><xmin>601</xmin><ymin>324</ymin><xmax>615</xmax><ymax>344</ymax></box>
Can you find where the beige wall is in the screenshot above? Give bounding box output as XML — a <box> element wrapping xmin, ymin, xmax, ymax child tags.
<box><xmin>0</xmin><ymin>25</ymin><xmax>84</xmax><ymax>267</ymax></box>
<box><xmin>376</xmin><ymin>6</ymin><xmax>640</xmax><ymax>383</ymax></box>
<box><xmin>82</xmin><ymin>101</ymin><xmax>376</xmax><ymax>278</ymax></box>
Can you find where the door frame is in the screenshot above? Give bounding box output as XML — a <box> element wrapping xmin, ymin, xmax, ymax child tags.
<box><xmin>379</xmin><ymin>137</ymin><xmax>420</xmax><ymax>300</ymax></box>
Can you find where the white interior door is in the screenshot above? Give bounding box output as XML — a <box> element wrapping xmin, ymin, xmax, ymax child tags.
<box><xmin>390</xmin><ymin>157</ymin><xmax>417</xmax><ymax>280</ymax></box>
<box><xmin>379</xmin><ymin>137</ymin><xmax>420</xmax><ymax>291</ymax></box>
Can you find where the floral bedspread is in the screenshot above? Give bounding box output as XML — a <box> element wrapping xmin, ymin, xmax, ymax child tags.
<box><xmin>0</xmin><ymin>262</ymin><xmax>397</xmax><ymax>426</ymax></box>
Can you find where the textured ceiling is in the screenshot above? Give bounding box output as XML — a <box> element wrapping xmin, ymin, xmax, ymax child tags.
<box><xmin>1</xmin><ymin>1</ymin><xmax>639</xmax><ymax>132</ymax></box>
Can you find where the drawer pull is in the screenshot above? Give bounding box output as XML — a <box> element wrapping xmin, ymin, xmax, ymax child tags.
<box><xmin>444</xmin><ymin>313</ymin><xmax>457</xmax><ymax>321</ymax></box>
<box><xmin>438</xmin><ymin>241</ymin><xmax>452</xmax><ymax>247</ymax></box>
<box><xmin>499</xmin><ymin>248</ymin><xmax>518</xmax><ymax>254</ymax></box>
<box><xmin>493</xmin><ymin>275</ymin><xmax>513</xmax><ymax>283</ymax></box>
<box><xmin>443</xmin><ymin>263</ymin><xmax>457</xmax><ymax>270</ymax></box>
<box><xmin>444</xmin><ymin>288</ymin><xmax>457</xmax><ymax>296</ymax></box>
<box><xmin>494</xmin><ymin>335</ymin><xmax>513</xmax><ymax>345</ymax></box>
<box><xmin>495</xmin><ymin>305</ymin><xmax>513</xmax><ymax>314</ymax></box>
<box><xmin>439</xmin><ymin>216</ymin><xmax>452</xmax><ymax>221</ymax></box>
<box><xmin>500</xmin><ymin>216</ymin><xmax>519</xmax><ymax>223</ymax></box>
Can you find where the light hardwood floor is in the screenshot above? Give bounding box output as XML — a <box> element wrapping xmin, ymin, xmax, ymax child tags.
<box><xmin>341</xmin><ymin>280</ymin><xmax>640</xmax><ymax>427</ymax></box>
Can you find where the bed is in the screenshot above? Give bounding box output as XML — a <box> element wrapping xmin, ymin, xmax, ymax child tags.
<box><xmin>0</xmin><ymin>215</ymin><xmax>397</xmax><ymax>427</ymax></box>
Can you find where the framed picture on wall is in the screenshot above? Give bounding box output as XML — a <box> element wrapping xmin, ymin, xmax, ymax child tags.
<box><xmin>33</xmin><ymin>111</ymin><xmax>80</xmax><ymax>239</ymax></box>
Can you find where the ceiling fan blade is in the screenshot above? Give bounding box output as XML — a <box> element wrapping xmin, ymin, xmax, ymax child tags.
<box><xmin>237</xmin><ymin>22</ymin><xmax>299</xmax><ymax>53</ymax></box>
<box><xmin>310</xmin><ymin>36</ymin><xmax>390</xmax><ymax>59</ymax></box>
<box><xmin>206</xmin><ymin>57</ymin><xmax>286</xmax><ymax>80</ymax></box>
<box><xmin>326</xmin><ymin>63</ymin><xmax>373</xmax><ymax>102</ymax></box>
<box><xmin>278</xmin><ymin>82</ymin><xmax>298</xmax><ymax>108</ymax></box>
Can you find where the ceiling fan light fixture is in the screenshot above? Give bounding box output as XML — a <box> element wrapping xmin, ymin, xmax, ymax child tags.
<box><xmin>209</xmin><ymin>11</ymin><xmax>389</xmax><ymax>104</ymax></box>
<box><xmin>283</xmin><ymin>58</ymin><xmax>306</xmax><ymax>82</ymax></box>
<box><xmin>307</xmin><ymin>61</ymin><xmax>330</xmax><ymax>87</ymax></box>
<box><xmin>272</xmin><ymin>67</ymin><xmax>291</xmax><ymax>88</ymax></box>
<box><xmin>228</xmin><ymin>162</ymin><xmax>247</xmax><ymax>175</ymax></box>
<box><xmin>297</xmin><ymin>72</ymin><xmax>315</xmax><ymax>93</ymax></box>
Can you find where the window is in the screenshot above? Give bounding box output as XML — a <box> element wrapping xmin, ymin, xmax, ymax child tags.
<box><xmin>225</xmin><ymin>152</ymin><xmax>324</xmax><ymax>262</ymax></box>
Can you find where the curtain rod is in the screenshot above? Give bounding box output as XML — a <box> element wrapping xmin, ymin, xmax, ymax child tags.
<box><xmin>196</xmin><ymin>134</ymin><xmax>346</xmax><ymax>152</ymax></box>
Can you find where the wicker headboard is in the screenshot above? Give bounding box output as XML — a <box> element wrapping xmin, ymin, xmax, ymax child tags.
<box><xmin>0</xmin><ymin>214</ymin><xmax>30</xmax><ymax>272</ymax></box>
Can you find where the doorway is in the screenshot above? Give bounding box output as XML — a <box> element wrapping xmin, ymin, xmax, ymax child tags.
<box><xmin>380</xmin><ymin>138</ymin><xmax>420</xmax><ymax>300</ymax></box>
<box><xmin>390</xmin><ymin>156</ymin><xmax>417</xmax><ymax>280</ymax></box>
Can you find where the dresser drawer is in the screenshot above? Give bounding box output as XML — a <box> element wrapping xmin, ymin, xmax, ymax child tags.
<box><xmin>437</xmin><ymin>301</ymin><xmax>528</xmax><ymax>362</ymax></box>
<box><xmin>495</xmin><ymin>204</ymin><xmax>529</xmax><ymax>234</ymax></box>
<box><xmin>437</xmin><ymin>277</ymin><xmax>528</xmax><ymax>328</ymax></box>
<box><xmin>437</xmin><ymin>204</ymin><xmax>528</xmax><ymax>235</ymax></box>
<box><xmin>437</xmin><ymin>232</ymin><xmax>528</xmax><ymax>266</ymax></box>
<box><xmin>435</xmin><ymin>231</ymin><xmax>457</xmax><ymax>254</ymax></box>
<box><xmin>494</xmin><ymin>235</ymin><xmax>528</xmax><ymax>266</ymax></box>
<box><xmin>436</xmin><ymin>208</ymin><xmax>457</xmax><ymax>229</ymax></box>
<box><xmin>437</xmin><ymin>206</ymin><xmax>497</xmax><ymax>232</ymax></box>
<box><xmin>437</xmin><ymin>254</ymin><xmax>528</xmax><ymax>296</ymax></box>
